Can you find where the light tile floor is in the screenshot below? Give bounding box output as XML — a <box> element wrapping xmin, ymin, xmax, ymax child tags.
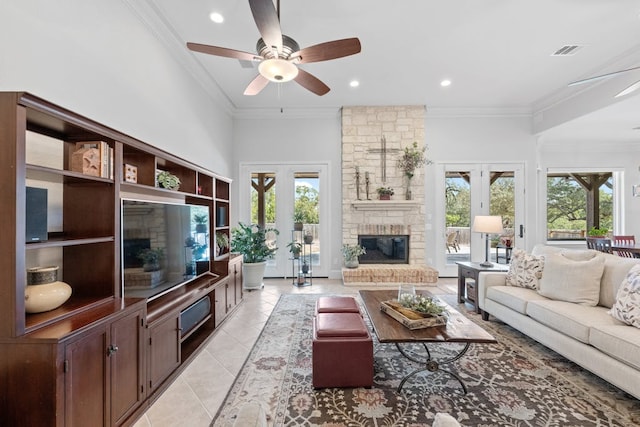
<box><xmin>132</xmin><ymin>278</ymin><xmax>458</xmax><ymax>427</ymax></box>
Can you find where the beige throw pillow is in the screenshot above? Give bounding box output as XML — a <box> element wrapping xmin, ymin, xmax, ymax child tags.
<box><xmin>537</xmin><ymin>252</ymin><xmax>605</xmax><ymax>306</ymax></box>
<box><xmin>506</xmin><ymin>248</ymin><xmax>544</xmax><ymax>289</ymax></box>
<box><xmin>609</xmin><ymin>264</ymin><xmax>640</xmax><ymax>328</ymax></box>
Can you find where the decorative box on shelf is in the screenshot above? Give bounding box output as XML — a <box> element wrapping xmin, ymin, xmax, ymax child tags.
<box><xmin>380</xmin><ymin>300</ymin><xmax>448</xmax><ymax>330</ymax></box>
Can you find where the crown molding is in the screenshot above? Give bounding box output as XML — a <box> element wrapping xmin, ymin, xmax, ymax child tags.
<box><xmin>233</xmin><ymin>107</ymin><xmax>341</xmax><ymax>120</ymax></box>
<box><xmin>426</xmin><ymin>106</ymin><xmax>532</xmax><ymax>118</ymax></box>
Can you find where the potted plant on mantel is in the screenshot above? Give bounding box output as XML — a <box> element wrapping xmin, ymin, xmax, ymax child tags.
<box><xmin>376</xmin><ymin>186</ymin><xmax>395</xmax><ymax>200</ymax></box>
<box><xmin>231</xmin><ymin>222</ymin><xmax>279</xmax><ymax>290</ymax></box>
<box><xmin>342</xmin><ymin>243</ymin><xmax>366</xmax><ymax>268</ymax></box>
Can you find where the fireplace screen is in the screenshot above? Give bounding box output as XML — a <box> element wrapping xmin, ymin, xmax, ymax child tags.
<box><xmin>357</xmin><ymin>235</ymin><xmax>409</xmax><ymax>264</ymax></box>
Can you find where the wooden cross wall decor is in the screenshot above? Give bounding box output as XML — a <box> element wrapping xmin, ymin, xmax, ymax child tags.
<box><xmin>367</xmin><ymin>136</ymin><xmax>400</xmax><ymax>183</ymax></box>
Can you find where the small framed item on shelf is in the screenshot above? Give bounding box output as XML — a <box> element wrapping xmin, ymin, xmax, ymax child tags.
<box><xmin>124</xmin><ymin>163</ymin><xmax>138</xmax><ymax>183</ymax></box>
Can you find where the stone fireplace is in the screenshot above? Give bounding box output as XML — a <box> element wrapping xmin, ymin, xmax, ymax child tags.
<box><xmin>341</xmin><ymin>106</ymin><xmax>437</xmax><ymax>283</ymax></box>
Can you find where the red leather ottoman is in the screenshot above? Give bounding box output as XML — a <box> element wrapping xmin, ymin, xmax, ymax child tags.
<box><xmin>312</xmin><ymin>312</ymin><xmax>373</xmax><ymax>388</ymax></box>
<box><xmin>315</xmin><ymin>296</ymin><xmax>360</xmax><ymax>314</ymax></box>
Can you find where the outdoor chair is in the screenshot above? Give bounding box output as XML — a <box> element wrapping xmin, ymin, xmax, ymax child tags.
<box><xmin>613</xmin><ymin>235</ymin><xmax>635</xmax><ymax>246</ymax></box>
<box><xmin>586</xmin><ymin>237</ymin><xmax>613</xmax><ymax>254</ymax></box>
<box><xmin>446</xmin><ymin>230</ymin><xmax>460</xmax><ymax>253</ymax></box>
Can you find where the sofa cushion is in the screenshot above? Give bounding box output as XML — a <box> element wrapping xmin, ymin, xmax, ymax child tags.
<box><xmin>537</xmin><ymin>252</ymin><xmax>605</xmax><ymax>306</ymax></box>
<box><xmin>609</xmin><ymin>264</ymin><xmax>640</xmax><ymax>327</ymax></box>
<box><xmin>486</xmin><ymin>286</ymin><xmax>548</xmax><ymax>315</ymax></box>
<box><xmin>531</xmin><ymin>244</ymin><xmax>596</xmax><ymax>261</ymax></box>
<box><xmin>589</xmin><ymin>324</ymin><xmax>640</xmax><ymax>370</ymax></box>
<box><xmin>505</xmin><ymin>248</ymin><xmax>544</xmax><ymax>289</ymax></box>
<box><xmin>599</xmin><ymin>253</ymin><xmax>639</xmax><ymax>308</ymax></box>
<box><xmin>526</xmin><ymin>300</ymin><xmax>617</xmax><ymax>343</ymax></box>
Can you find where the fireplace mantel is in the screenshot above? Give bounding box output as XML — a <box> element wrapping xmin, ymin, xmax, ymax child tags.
<box><xmin>351</xmin><ymin>200</ymin><xmax>420</xmax><ymax>211</ymax></box>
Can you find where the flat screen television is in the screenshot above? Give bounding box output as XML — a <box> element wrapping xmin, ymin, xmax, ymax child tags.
<box><xmin>121</xmin><ymin>199</ymin><xmax>210</xmax><ymax>300</ymax></box>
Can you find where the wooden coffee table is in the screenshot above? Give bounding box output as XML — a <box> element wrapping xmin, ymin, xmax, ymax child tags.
<box><xmin>359</xmin><ymin>289</ymin><xmax>497</xmax><ymax>393</ymax></box>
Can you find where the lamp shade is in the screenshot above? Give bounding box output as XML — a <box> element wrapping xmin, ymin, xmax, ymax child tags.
<box><xmin>472</xmin><ymin>215</ymin><xmax>504</xmax><ymax>234</ymax></box>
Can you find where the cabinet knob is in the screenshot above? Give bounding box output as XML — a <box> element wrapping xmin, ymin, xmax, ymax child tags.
<box><xmin>107</xmin><ymin>344</ymin><xmax>119</xmax><ymax>356</ymax></box>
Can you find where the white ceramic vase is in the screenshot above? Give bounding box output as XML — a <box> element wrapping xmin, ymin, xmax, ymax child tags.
<box><xmin>25</xmin><ymin>281</ymin><xmax>72</xmax><ymax>313</ymax></box>
<box><xmin>25</xmin><ymin>266</ymin><xmax>72</xmax><ymax>313</ymax></box>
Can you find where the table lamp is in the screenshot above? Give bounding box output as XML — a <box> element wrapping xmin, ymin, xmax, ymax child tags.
<box><xmin>472</xmin><ymin>215</ymin><xmax>504</xmax><ymax>267</ymax></box>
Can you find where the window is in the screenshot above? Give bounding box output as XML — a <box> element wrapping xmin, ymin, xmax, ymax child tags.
<box><xmin>547</xmin><ymin>172</ymin><xmax>613</xmax><ymax>240</ymax></box>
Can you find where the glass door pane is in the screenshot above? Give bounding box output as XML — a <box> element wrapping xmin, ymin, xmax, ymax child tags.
<box><xmin>294</xmin><ymin>172</ymin><xmax>320</xmax><ymax>268</ymax></box>
<box><xmin>251</xmin><ymin>172</ymin><xmax>277</xmax><ymax>269</ymax></box>
<box><xmin>489</xmin><ymin>170</ymin><xmax>515</xmax><ymax>264</ymax></box>
<box><xmin>445</xmin><ymin>171</ymin><xmax>471</xmax><ymax>265</ymax></box>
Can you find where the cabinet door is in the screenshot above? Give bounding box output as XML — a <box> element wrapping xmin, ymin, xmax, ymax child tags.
<box><xmin>148</xmin><ymin>314</ymin><xmax>180</xmax><ymax>391</ymax></box>
<box><xmin>111</xmin><ymin>309</ymin><xmax>145</xmax><ymax>426</ymax></box>
<box><xmin>214</xmin><ymin>284</ymin><xmax>227</xmax><ymax>326</ymax></box>
<box><xmin>65</xmin><ymin>325</ymin><xmax>109</xmax><ymax>427</ymax></box>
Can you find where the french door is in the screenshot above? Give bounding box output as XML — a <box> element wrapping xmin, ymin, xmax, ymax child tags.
<box><xmin>238</xmin><ymin>162</ymin><xmax>329</xmax><ymax>278</ymax></box>
<box><xmin>435</xmin><ymin>162</ymin><xmax>525</xmax><ymax>277</ymax></box>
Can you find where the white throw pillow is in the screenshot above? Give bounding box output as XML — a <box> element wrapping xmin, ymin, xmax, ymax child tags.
<box><xmin>537</xmin><ymin>252</ymin><xmax>605</xmax><ymax>306</ymax></box>
<box><xmin>609</xmin><ymin>264</ymin><xmax>640</xmax><ymax>328</ymax></box>
<box><xmin>505</xmin><ymin>248</ymin><xmax>544</xmax><ymax>289</ymax></box>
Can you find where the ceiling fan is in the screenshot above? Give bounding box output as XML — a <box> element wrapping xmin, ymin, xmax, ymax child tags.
<box><xmin>568</xmin><ymin>65</ymin><xmax>640</xmax><ymax>98</ymax></box>
<box><xmin>187</xmin><ymin>0</ymin><xmax>361</xmax><ymax>96</ymax></box>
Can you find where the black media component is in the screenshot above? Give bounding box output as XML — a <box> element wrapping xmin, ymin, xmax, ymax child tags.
<box><xmin>26</xmin><ymin>187</ymin><xmax>48</xmax><ymax>242</ymax></box>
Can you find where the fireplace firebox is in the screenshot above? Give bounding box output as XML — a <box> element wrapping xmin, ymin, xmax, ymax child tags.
<box><xmin>357</xmin><ymin>235</ymin><xmax>409</xmax><ymax>264</ymax></box>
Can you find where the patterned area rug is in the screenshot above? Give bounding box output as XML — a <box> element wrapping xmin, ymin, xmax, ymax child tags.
<box><xmin>213</xmin><ymin>294</ymin><xmax>640</xmax><ymax>426</ymax></box>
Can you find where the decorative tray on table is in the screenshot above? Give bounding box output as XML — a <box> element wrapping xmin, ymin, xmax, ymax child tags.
<box><xmin>380</xmin><ymin>300</ymin><xmax>448</xmax><ymax>330</ymax></box>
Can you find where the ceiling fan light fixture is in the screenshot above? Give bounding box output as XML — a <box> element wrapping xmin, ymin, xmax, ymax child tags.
<box><xmin>258</xmin><ymin>58</ymin><xmax>298</xmax><ymax>82</ymax></box>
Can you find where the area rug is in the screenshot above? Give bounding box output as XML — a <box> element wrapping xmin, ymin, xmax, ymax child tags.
<box><xmin>212</xmin><ymin>294</ymin><xmax>640</xmax><ymax>426</ymax></box>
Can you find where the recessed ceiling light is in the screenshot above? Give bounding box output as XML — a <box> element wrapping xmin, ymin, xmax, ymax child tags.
<box><xmin>209</xmin><ymin>12</ymin><xmax>224</xmax><ymax>23</ymax></box>
<box><xmin>350</xmin><ymin>80</ymin><xmax>360</xmax><ymax>88</ymax></box>
<box><xmin>440</xmin><ymin>79</ymin><xmax>451</xmax><ymax>87</ymax></box>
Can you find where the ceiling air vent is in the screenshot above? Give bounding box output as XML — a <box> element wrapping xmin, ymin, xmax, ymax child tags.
<box><xmin>551</xmin><ymin>45</ymin><xmax>583</xmax><ymax>56</ymax></box>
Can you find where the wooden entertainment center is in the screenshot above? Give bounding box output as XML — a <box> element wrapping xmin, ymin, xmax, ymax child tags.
<box><xmin>0</xmin><ymin>92</ymin><xmax>241</xmax><ymax>426</ymax></box>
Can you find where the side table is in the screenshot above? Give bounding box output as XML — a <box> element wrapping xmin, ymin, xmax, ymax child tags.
<box><xmin>456</xmin><ymin>262</ymin><xmax>509</xmax><ymax>313</ymax></box>
<box><xmin>495</xmin><ymin>244</ymin><xmax>513</xmax><ymax>264</ymax></box>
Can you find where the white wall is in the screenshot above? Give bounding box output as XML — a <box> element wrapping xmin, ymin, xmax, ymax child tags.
<box><xmin>424</xmin><ymin>113</ymin><xmax>538</xmax><ymax>264</ymax></box>
<box><xmin>232</xmin><ymin>112</ymin><xmax>343</xmax><ymax>276</ymax></box>
<box><xmin>0</xmin><ymin>0</ymin><xmax>232</xmax><ymax>176</ymax></box>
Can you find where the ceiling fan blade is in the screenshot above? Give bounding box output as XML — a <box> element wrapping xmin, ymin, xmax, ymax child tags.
<box><xmin>291</xmin><ymin>38</ymin><xmax>362</xmax><ymax>64</ymax></box>
<box><xmin>568</xmin><ymin>65</ymin><xmax>640</xmax><ymax>86</ymax></box>
<box><xmin>615</xmin><ymin>80</ymin><xmax>640</xmax><ymax>98</ymax></box>
<box><xmin>187</xmin><ymin>42</ymin><xmax>261</xmax><ymax>61</ymax></box>
<box><xmin>244</xmin><ymin>74</ymin><xmax>270</xmax><ymax>96</ymax></box>
<box><xmin>249</xmin><ymin>0</ymin><xmax>282</xmax><ymax>53</ymax></box>
<box><xmin>294</xmin><ymin>68</ymin><xmax>330</xmax><ymax>96</ymax></box>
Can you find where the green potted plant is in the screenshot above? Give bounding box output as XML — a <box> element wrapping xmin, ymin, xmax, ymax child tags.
<box><xmin>231</xmin><ymin>222</ymin><xmax>279</xmax><ymax>290</ymax></box>
<box><xmin>304</xmin><ymin>231</ymin><xmax>314</xmax><ymax>244</ymax></box>
<box><xmin>215</xmin><ymin>231</ymin><xmax>229</xmax><ymax>256</ymax></box>
<box><xmin>588</xmin><ymin>226</ymin><xmax>608</xmax><ymax>237</ymax></box>
<box><xmin>156</xmin><ymin>170</ymin><xmax>181</xmax><ymax>190</ymax></box>
<box><xmin>293</xmin><ymin>211</ymin><xmax>304</xmax><ymax>231</ymax></box>
<box><xmin>194</xmin><ymin>213</ymin><xmax>208</xmax><ymax>233</ymax></box>
<box><xmin>376</xmin><ymin>186</ymin><xmax>395</xmax><ymax>200</ymax></box>
<box><xmin>137</xmin><ymin>248</ymin><xmax>164</xmax><ymax>272</ymax></box>
<box><xmin>397</xmin><ymin>141</ymin><xmax>431</xmax><ymax>200</ymax></box>
<box><xmin>287</xmin><ymin>241</ymin><xmax>302</xmax><ymax>259</ymax></box>
<box><xmin>342</xmin><ymin>243</ymin><xmax>366</xmax><ymax>268</ymax></box>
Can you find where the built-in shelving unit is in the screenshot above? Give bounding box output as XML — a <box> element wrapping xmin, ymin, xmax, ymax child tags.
<box><xmin>0</xmin><ymin>92</ymin><xmax>238</xmax><ymax>427</ymax></box>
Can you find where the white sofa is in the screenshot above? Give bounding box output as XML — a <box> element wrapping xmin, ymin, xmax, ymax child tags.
<box><xmin>477</xmin><ymin>244</ymin><xmax>640</xmax><ymax>399</ymax></box>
